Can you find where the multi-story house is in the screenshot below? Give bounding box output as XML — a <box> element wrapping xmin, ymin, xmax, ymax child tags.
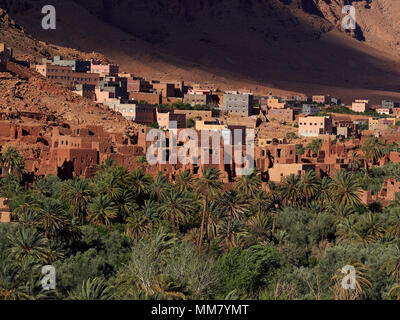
<box><xmin>302</xmin><ymin>104</ymin><xmax>320</xmax><ymax>115</ymax></box>
<box><xmin>222</xmin><ymin>92</ymin><xmax>253</xmax><ymax>116</ymax></box>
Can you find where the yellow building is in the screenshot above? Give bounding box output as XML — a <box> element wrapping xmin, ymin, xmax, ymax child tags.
<box><xmin>369</xmin><ymin>117</ymin><xmax>396</xmax><ymax>130</ymax></box>
<box><xmin>195</xmin><ymin>120</ymin><xmax>226</xmax><ymax>131</ymax></box>
<box><xmin>257</xmin><ymin>138</ymin><xmax>286</xmax><ymax>147</ymax></box>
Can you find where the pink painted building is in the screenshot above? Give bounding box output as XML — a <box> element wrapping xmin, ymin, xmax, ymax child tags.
<box><xmin>298</xmin><ymin>116</ymin><xmax>333</xmax><ymax>137</ymax></box>
<box><xmin>90</xmin><ymin>60</ymin><xmax>119</xmax><ymax>75</ymax></box>
<box><xmin>36</xmin><ymin>64</ymin><xmax>100</xmax><ymax>86</ymax></box>
<box><xmin>351</xmin><ymin>100</ymin><xmax>369</xmax><ymax>113</ymax></box>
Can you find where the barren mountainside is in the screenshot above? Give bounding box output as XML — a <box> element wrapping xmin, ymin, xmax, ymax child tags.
<box><xmin>1</xmin><ymin>0</ymin><xmax>400</xmax><ymax>102</ymax></box>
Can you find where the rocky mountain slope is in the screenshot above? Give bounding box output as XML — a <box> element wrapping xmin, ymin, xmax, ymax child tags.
<box><xmin>1</xmin><ymin>0</ymin><xmax>400</xmax><ymax>102</ymax></box>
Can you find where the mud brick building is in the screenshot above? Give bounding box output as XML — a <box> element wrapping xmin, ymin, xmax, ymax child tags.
<box><xmin>118</xmin><ymin>104</ymin><xmax>155</xmax><ymax>124</ymax></box>
<box><xmin>351</xmin><ymin>99</ymin><xmax>369</xmax><ymax>112</ymax></box>
<box><xmin>125</xmin><ymin>77</ymin><xmax>153</xmax><ymax>93</ymax></box>
<box><xmin>302</xmin><ymin>104</ymin><xmax>320</xmax><ymax>115</ymax></box>
<box><xmin>151</xmin><ymin>81</ymin><xmax>176</xmax><ymax>98</ymax></box>
<box><xmin>298</xmin><ymin>116</ymin><xmax>333</xmax><ymax>137</ymax></box>
<box><xmin>90</xmin><ymin>60</ymin><xmax>119</xmax><ymax>76</ymax></box>
<box><xmin>312</xmin><ymin>95</ymin><xmax>330</xmax><ymax>104</ymax></box>
<box><xmin>36</xmin><ymin>64</ymin><xmax>100</xmax><ymax>86</ymax></box>
<box><xmin>42</xmin><ymin>56</ymin><xmax>91</xmax><ymax>72</ymax></box>
<box><xmin>174</xmin><ymin>109</ymin><xmax>213</xmax><ymax>121</ymax></box>
<box><xmin>183</xmin><ymin>93</ymin><xmax>219</xmax><ymax>107</ymax></box>
<box><xmin>129</xmin><ymin>92</ymin><xmax>161</xmax><ymax>105</ymax></box>
<box><xmin>73</xmin><ymin>84</ymin><xmax>96</xmax><ymax>100</ymax></box>
<box><xmin>156</xmin><ymin>108</ymin><xmax>186</xmax><ymax>130</ymax></box>
<box><xmin>0</xmin><ymin>43</ymin><xmax>12</xmax><ymax>72</ymax></box>
<box><xmin>223</xmin><ymin>92</ymin><xmax>254</xmax><ymax>116</ymax></box>
<box><xmin>267</xmin><ymin>108</ymin><xmax>294</xmax><ymax>122</ymax></box>
<box><xmin>98</xmin><ymin>75</ymin><xmax>129</xmax><ymax>100</ymax></box>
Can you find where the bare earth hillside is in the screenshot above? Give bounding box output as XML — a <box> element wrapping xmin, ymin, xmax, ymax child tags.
<box><xmin>1</xmin><ymin>0</ymin><xmax>400</xmax><ymax>102</ymax></box>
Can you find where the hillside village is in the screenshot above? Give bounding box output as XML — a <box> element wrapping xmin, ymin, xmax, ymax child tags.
<box><xmin>2</xmin><ymin>40</ymin><xmax>400</xmax><ymax>223</ymax></box>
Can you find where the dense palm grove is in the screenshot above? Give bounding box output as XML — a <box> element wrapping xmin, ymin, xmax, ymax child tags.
<box><xmin>2</xmin><ymin>137</ymin><xmax>400</xmax><ymax>300</ymax></box>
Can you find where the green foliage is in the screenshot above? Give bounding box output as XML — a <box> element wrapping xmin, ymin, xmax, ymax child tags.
<box><xmin>1</xmin><ymin>149</ymin><xmax>400</xmax><ymax>301</ymax></box>
<box><xmin>306</xmin><ymin>139</ymin><xmax>323</xmax><ymax>155</ymax></box>
<box><xmin>220</xmin><ymin>245</ymin><xmax>280</xmax><ymax>297</ymax></box>
<box><xmin>149</xmin><ymin>122</ymin><xmax>159</xmax><ymax>129</ymax></box>
<box><xmin>296</xmin><ymin>145</ymin><xmax>304</xmax><ymax>156</ymax></box>
<box><xmin>186</xmin><ymin>118</ymin><xmax>195</xmax><ymax>128</ymax></box>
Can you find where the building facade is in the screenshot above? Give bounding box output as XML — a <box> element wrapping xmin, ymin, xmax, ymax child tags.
<box><xmin>351</xmin><ymin>100</ymin><xmax>369</xmax><ymax>113</ymax></box>
<box><xmin>267</xmin><ymin>108</ymin><xmax>294</xmax><ymax>121</ymax></box>
<box><xmin>298</xmin><ymin>116</ymin><xmax>333</xmax><ymax>137</ymax></box>
<box><xmin>42</xmin><ymin>56</ymin><xmax>91</xmax><ymax>72</ymax></box>
<box><xmin>222</xmin><ymin>92</ymin><xmax>253</xmax><ymax>116</ymax></box>
<box><xmin>90</xmin><ymin>60</ymin><xmax>119</xmax><ymax>75</ymax></box>
<box><xmin>36</xmin><ymin>64</ymin><xmax>100</xmax><ymax>86</ymax></box>
<box><xmin>302</xmin><ymin>104</ymin><xmax>320</xmax><ymax>115</ymax></box>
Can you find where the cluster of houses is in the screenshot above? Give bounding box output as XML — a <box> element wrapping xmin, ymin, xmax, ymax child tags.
<box><xmin>3</xmin><ymin>43</ymin><xmax>400</xmax><ymax>222</ymax></box>
<box><xmin>31</xmin><ymin>52</ymin><xmax>400</xmax><ymax>138</ymax></box>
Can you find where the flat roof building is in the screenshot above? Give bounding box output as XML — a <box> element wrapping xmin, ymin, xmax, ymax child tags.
<box><xmin>298</xmin><ymin>116</ymin><xmax>333</xmax><ymax>137</ymax></box>
<box><xmin>222</xmin><ymin>92</ymin><xmax>253</xmax><ymax>116</ymax></box>
<box><xmin>302</xmin><ymin>104</ymin><xmax>320</xmax><ymax>115</ymax></box>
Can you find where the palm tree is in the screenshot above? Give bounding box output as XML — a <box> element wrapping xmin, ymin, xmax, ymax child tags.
<box><xmin>279</xmin><ymin>174</ymin><xmax>301</xmax><ymax>207</ymax></box>
<box><xmin>87</xmin><ymin>195</ymin><xmax>118</xmax><ymax>227</ymax></box>
<box><xmin>306</xmin><ymin>139</ymin><xmax>323</xmax><ymax>156</ymax></box>
<box><xmin>98</xmin><ymin>158</ymin><xmax>115</xmax><ymax>170</ymax></box>
<box><xmin>331</xmin><ymin>259</ymin><xmax>372</xmax><ymax>300</ymax></box>
<box><xmin>126</xmin><ymin>168</ymin><xmax>153</xmax><ymax>198</ymax></box>
<box><xmin>0</xmin><ymin>254</ymin><xmax>28</xmax><ymax>300</ymax></box>
<box><xmin>92</xmin><ymin>173</ymin><xmax>123</xmax><ymax>201</ymax></box>
<box><xmin>36</xmin><ymin>199</ymin><xmax>71</xmax><ymax>239</ymax></box>
<box><xmin>204</xmin><ymin>201</ymin><xmax>224</xmax><ymax>243</ymax></box>
<box><xmin>159</xmin><ymin>188</ymin><xmax>195</xmax><ymax>233</ymax></box>
<box><xmin>286</xmin><ymin>132</ymin><xmax>297</xmax><ymax>143</ymax></box>
<box><xmin>335</xmin><ymin>216</ymin><xmax>357</xmax><ymax>244</ymax></box>
<box><xmin>218</xmin><ymin>190</ymin><xmax>249</xmax><ymax>244</ymax></box>
<box><xmin>68</xmin><ymin>277</ymin><xmax>114</xmax><ymax>300</ymax></box>
<box><xmin>62</xmin><ymin>178</ymin><xmax>91</xmax><ymax>223</ymax></box>
<box><xmin>251</xmin><ymin>190</ymin><xmax>273</xmax><ymax>215</ymax></box>
<box><xmin>361</xmin><ymin>136</ymin><xmax>385</xmax><ymax>169</ymax></box>
<box><xmin>387</xmin><ymin>284</ymin><xmax>400</xmax><ymax>300</ymax></box>
<box><xmin>348</xmin><ymin>152</ymin><xmax>362</xmax><ymax>172</ymax></box>
<box><xmin>316</xmin><ymin>176</ymin><xmax>332</xmax><ymax>211</ymax></box>
<box><xmin>266</xmin><ymin>181</ymin><xmax>282</xmax><ymax>209</ymax></box>
<box><xmin>382</xmin><ymin>245</ymin><xmax>400</xmax><ymax>283</ymax></box>
<box><xmin>233</xmin><ymin>169</ymin><xmax>261</xmax><ymax>196</ymax></box>
<box><xmin>8</xmin><ymin>228</ymin><xmax>51</xmax><ymax>264</ymax></box>
<box><xmin>300</xmin><ymin>170</ymin><xmax>319</xmax><ymax>207</ymax></box>
<box><xmin>195</xmin><ymin>168</ymin><xmax>224</xmax><ymax>252</ymax></box>
<box><xmin>126</xmin><ymin>212</ymin><xmax>152</xmax><ymax>242</ymax></box>
<box><xmin>17</xmin><ymin>207</ymin><xmax>38</xmax><ymax>228</ymax></box>
<box><xmin>141</xmin><ymin>199</ymin><xmax>159</xmax><ymax>220</ymax></box>
<box><xmin>0</xmin><ymin>147</ymin><xmax>25</xmax><ymax>181</ymax></box>
<box><xmin>175</xmin><ymin>170</ymin><xmax>196</xmax><ymax>192</ymax></box>
<box><xmin>246</xmin><ymin>211</ymin><xmax>273</xmax><ymax>244</ymax></box>
<box><xmin>150</xmin><ymin>172</ymin><xmax>170</xmax><ymax>203</ymax></box>
<box><xmin>135</xmin><ymin>155</ymin><xmax>150</xmax><ymax>171</ymax></box>
<box><xmin>113</xmin><ymin>190</ymin><xmax>138</xmax><ymax>221</ymax></box>
<box><xmin>330</xmin><ymin>171</ymin><xmax>362</xmax><ymax>207</ymax></box>
<box><xmin>356</xmin><ymin>212</ymin><xmax>384</xmax><ymax>245</ymax></box>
